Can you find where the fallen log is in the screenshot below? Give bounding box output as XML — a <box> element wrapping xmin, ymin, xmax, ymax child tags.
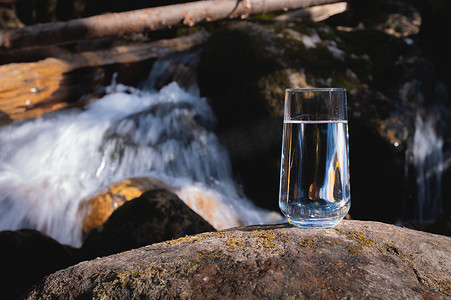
<box><xmin>0</xmin><ymin>30</ymin><xmax>208</xmax><ymax>125</ymax></box>
<box><xmin>0</xmin><ymin>0</ymin><xmax>343</xmax><ymax>50</ymax></box>
<box><xmin>274</xmin><ymin>1</ymin><xmax>347</xmax><ymax>22</ymax></box>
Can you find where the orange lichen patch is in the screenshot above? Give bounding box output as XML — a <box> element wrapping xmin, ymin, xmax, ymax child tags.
<box><xmin>299</xmin><ymin>238</ymin><xmax>317</xmax><ymax>248</ymax></box>
<box><xmin>252</xmin><ymin>230</ymin><xmax>278</xmax><ymax>251</ymax></box>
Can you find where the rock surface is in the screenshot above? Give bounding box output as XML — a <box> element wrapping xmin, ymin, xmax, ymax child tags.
<box><xmin>80</xmin><ymin>189</ymin><xmax>216</xmax><ymax>260</ymax></box>
<box><xmin>26</xmin><ymin>220</ymin><xmax>451</xmax><ymax>299</ymax></box>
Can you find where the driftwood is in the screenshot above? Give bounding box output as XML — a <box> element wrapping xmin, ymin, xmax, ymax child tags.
<box><xmin>0</xmin><ymin>30</ymin><xmax>208</xmax><ymax>125</ymax></box>
<box><xmin>0</xmin><ymin>0</ymin><xmax>343</xmax><ymax>50</ymax></box>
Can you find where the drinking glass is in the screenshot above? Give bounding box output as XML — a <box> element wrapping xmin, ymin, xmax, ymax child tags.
<box><xmin>279</xmin><ymin>88</ymin><xmax>350</xmax><ymax>228</ymax></box>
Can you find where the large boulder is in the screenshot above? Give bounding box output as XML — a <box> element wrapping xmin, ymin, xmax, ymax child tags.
<box><xmin>26</xmin><ymin>220</ymin><xmax>451</xmax><ymax>299</ymax></box>
<box><xmin>80</xmin><ymin>189</ymin><xmax>215</xmax><ymax>260</ymax></box>
<box><xmin>197</xmin><ymin>5</ymin><xmax>451</xmax><ymax>227</ymax></box>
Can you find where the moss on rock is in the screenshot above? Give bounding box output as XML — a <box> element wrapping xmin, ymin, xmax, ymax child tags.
<box><xmin>25</xmin><ymin>221</ymin><xmax>451</xmax><ymax>299</ymax></box>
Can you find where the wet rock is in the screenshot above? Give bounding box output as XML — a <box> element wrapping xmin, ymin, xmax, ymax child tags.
<box><xmin>79</xmin><ymin>177</ymin><xmax>173</xmax><ymax>238</ymax></box>
<box><xmin>26</xmin><ymin>220</ymin><xmax>451</xmax><ymax>299</ymax></box>
<box><xmin>197</xmin><ymin>20</ymin><xmax>408</xmax><ymax>220</ymax></box>
<box><xmin>0</xmin><ymin>229</ymin><xmax>75</xmax><ymax>299</ymax></box>
<box><xmin>0</xmin><ymin>1</ymin><xmax>24</xmax><ymax>29</ymax></box>
<box><xmin>80</xmin><ymin>189</ymin><xmax>215</xmax><ymax>260</ymax></box>
<box><xmin>197</xmin><ymin>6</ymin><xmax>451</xmax><ymax>226</ymax></box>
<box><xmin>79</xmin><ymin>176</ymin><xmax>257</xmax><ymax>239</ymax></box>
<box><xmin>197</xmin><ymin>23</ymin><xmax>289</xmax><ymax>212</ymax></box>
<box><xmin>416</xmin><ymin>0</ymin><xmax>451</xmax><ymax>87</ymax></box>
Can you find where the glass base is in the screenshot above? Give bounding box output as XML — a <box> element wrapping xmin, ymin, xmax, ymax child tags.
<box><xmin>281</xmin><ymin>201</ymin><xmax>350</xmax><ymax>229</ymax></box>
<box><xmin>287</xmin><ymin>217</ymin><xmax>344</xmax><ymax>229</ymax></box>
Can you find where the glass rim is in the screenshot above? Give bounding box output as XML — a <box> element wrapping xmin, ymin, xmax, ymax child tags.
<box><xmin>285</xmin><ymin>88</ymin><xmax>346</xmax><ymax>93</ymax></box>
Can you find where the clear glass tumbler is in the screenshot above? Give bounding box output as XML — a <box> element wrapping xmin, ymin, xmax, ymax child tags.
<box><xmin>279</xmin><ymin>88</ymin><xmax>350</xmax><ymax>228</ymax></box>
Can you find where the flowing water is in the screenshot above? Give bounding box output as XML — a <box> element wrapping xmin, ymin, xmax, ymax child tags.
<box><xmin>404</xmin><ymin>112</ymin><xmax>446</xmax><ymax>223</ymax></box>
<box><xmin>0</xmin><ymin>53</ymin><xmax>281</xmax><ymax>247</ymax></box>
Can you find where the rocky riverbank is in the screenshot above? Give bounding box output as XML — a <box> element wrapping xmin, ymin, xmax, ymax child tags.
<box><xmin>1</xmin><ymin>1</ymin><xmax>451</xmax><ymax>298</ymax></box>
<box><xmin>1</xmin><ymin>189</ymin><xmax>217</xmax><ymax>299</ymax></box>
<box><xmin>25</xmin><ymin>220</ymin><xmax>451</xmax><ymax>299</ymax></box>
<box><xmin>2</xmin><ymin>183</ymin><xmax>450</xmax><ymax>299</ymax></box>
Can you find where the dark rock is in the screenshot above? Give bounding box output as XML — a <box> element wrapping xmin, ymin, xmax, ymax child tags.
<box><xmin>197</xmin><ymin>20</ymin><xmax>409</xmax><ymax>221</ymax></box>
<box><xmin>79</xmin><ymin>177</ymin><xmax>174</xmax><ymax>238</ymax></box>
<box><xmin>197</xmin><ymin>9</ymin><xmax>451</xmax><ymax>227</ymax></box>
<box><xmin>0</xmin><ymin>1</ymin><xmax>23</xmax><ymax>29</ymax></box>
<box><xmin>197</xmin><ymin>23</ymin><xmax>290</xmax><ymax>212</ymax></box>
<box><xmin>0</xmin><ymin>229</ymin><xmax>75</xmax><ymax>299</ymax></box>
<box><xmin>26</xmin><ymin>220</ymin><xmax>451</xmax><ymax>299</ymax></box>
<box><xmin>347</xmin><ymin>115</ymin><xmax>405</xmax><ymax>223</ymax></box>
<box><xmin>13</xmin><ymin>0</ymin><xmax>194</xmax><ymax>25</ymax></box>
<box><xmin>0</xmin><ymin>188</ymin><xmax>220</xmax><ymax>298</ymax></box>
<box><xmin>82</xmin><ymin>0</ymin><xmax>193</xmax><ymax>18</ymax></box>
<box><xmin>80</xmin><ymin>189</ymin><xmax>216</xmax><ymax>260</ymax></box>
<box><xmin>198</xmin><ymin>24</ymin><xmax>283</xmax><ymax>130</ymax></box>
<box><xmin>415</xmin><ymin>0</ymin><xmax>451</xmax><ymax>88</ymax></box>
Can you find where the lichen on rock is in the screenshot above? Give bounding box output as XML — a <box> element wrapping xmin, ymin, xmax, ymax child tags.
<box><xmin>25</xmin><ymin>220</ymin><xmax>451</xmax><ymax>299</ymax></box>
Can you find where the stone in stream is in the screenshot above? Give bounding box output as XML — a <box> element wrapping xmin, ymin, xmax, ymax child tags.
<box><xmin>79</xmin><ymin>177</ymin><xmax>174</xmax><ymax>238</ymax></box>
<box><xmin>80</xmin><ymin>189</ymin><xmax>216</xmax><ymax>260</ymax></box>
<box><xmin>0</xmin><ymin>188</ymin><xmax>216</xmax><ymax>298</ymax></box>
<box><xmin>79</xmin><ymin>177</ymin><xmax>252</xmax><ymax>240</ymax></box>
<box><xmin>26</xmin><ymin>220</ymin><xmax>451</xmax><ymax>299</ymax></box>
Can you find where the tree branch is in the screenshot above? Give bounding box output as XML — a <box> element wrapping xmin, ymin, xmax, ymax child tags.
<box><xmin>0</xmin><ymin>0</ymin><xmax>343</xmax><ymax>50</ymax></box>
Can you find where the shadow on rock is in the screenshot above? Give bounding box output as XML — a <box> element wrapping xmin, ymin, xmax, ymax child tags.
<box><xmin>0</xmin><ymin>229</ymin><xmax>76</xmax><ymax>299</ymax></box>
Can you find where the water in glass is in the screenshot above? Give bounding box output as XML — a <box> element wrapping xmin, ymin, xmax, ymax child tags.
<box><xmin>279</xmin><ymin>119</ymin><xmax>350</xmax><ymax>228</ymax></box>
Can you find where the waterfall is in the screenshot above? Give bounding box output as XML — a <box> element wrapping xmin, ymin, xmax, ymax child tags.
<box><xmin>0</xmin><ymin>52</ymin><xmax>282</xmax><ymax>247</ymax></box>
<box><xmin>404</xmin><ymin>112</ymin><xmax>445</xmax><ymax>223</ymax></box>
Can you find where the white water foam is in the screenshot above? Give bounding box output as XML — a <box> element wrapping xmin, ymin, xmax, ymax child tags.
<box><xmin>0</xmin><ymin>78</ymin><xmax>282</xmax><ymax>247</ymax></box>
<box><xmin>411</xmin><ymin>113</ymin><xmax>444</xmax><ymax>222</ymax></box>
